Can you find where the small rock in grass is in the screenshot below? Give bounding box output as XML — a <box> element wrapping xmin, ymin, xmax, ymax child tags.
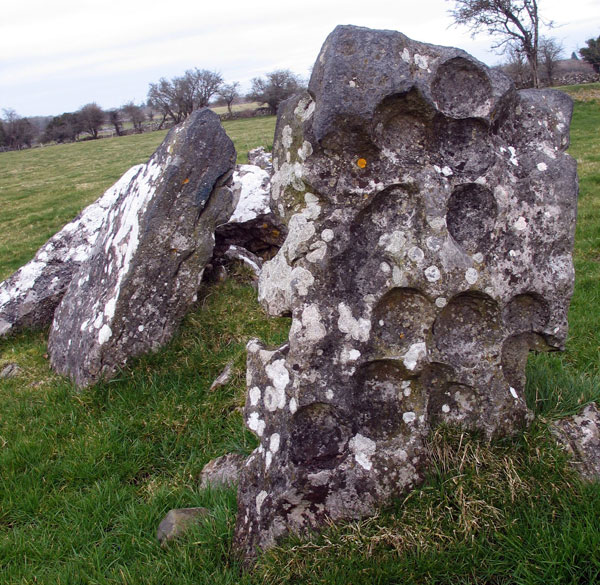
<box><xmin>551</xmin><ymin>402</ymin><xmax>600</xmax><ymax>481</ymax></box>
<box><xmin>200</xmin><ymin>452</ymin><xmax>246</xmax><ymax>488</ymax></box>
<box><xmin>209</xmin><ymin>361</ymin><xmax>235</xmax><ymax>391</ymax></box>
<box><xmin>0</xmin><ymin>363</ymin><xmax>21</xmax><ymax>379</ymax></box>
<box><xmin>156</xmin><ymin>507</ymin><xmax>209</xmax><ymax>546</ymax></box>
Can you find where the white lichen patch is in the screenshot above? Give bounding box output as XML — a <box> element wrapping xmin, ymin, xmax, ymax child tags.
<box><xmin>249</xmin><ymin>386</ymin><xmax>261</xmax><ymax>406</ymax></box>
<box><xmin>537</xmin><ymin>162</ymin><xmax>548</xmax><ymax>172</ymax></box>
<box><xmin>256</xmin><ymin>490</ymin><xmax>268</xmax><ymax>514</ymax></box>
<box><xmin>349</xmin><ymin>434</ymin><xmax>376</xmax><ymax>471</ymax></box>
<box><xmin>442</xmin><ymin>404</ymin><xmax>451</xmax><ymax>413</ymax></box>
<box><xmin>514</xmin><ymin>216</ymin><xmax>527</xmax><ymax>231</ymax></box>
<box><xmin>340</xmin><ymin>348</ymin><xmax>361</xmax><ymax>364</ymax></box>
<box><xmin>321</xmin><ymin>228</ymin><xmax>334</xmax><ymax>242</ymax></box>
<box><xmin>427</xmin><ymin>216</ymin><xmax>446</xmax><ymax>231</ymax></box>
<box><xmin>289</xmin><ymin>397</ymin><xmax>298</xmax><ymax>414</ymax></box>
<box><xmin>435</xmin><ymin>297</ymin><xmax>447</xmax><ymax>308</ymax></box>
<box><xmin>306</xmin><ymin>241</ymin><xmax>327</xmax><ymax>263</ymax></box>
<box><xmin>473</xmin><ymin>252</ymin><xmax>484</xmax><ymax>264</ymax></box>
<box><xmin>98</xmin><ymin>324</ymin><xmax>112</xmax><ymax>345</ymax></box>
<box><xmin>408</xmin><ymin>246</ymin><xmax>425</xmax><ymax>263</ymax></box>
<box><xmin>269</xmin><ymin>433</ymin><xmax>280</xmax><ymax>453</ymax></box>
<box><xmin>337</xmin><ymin>303</ymin><xmax>371</xmax><ymax>342</ymax></box>
<box><xmin>402</xmin><ymin>412</ymin><xmax>416</xmax><ymax>424</ymax></box>
<box><xmin>281</xmin><ymin>125</ymin><xmax>293</xmax><ymax>149</ymax></box>
<box><xmin>248</xmin><ymin>412</ymin><xmax>266</xmax><ymax>436</ymax></box>
<box><xmin>507</xmin><ymin>146</ymin><xmax>519</xmax><ymax>166</ymax></box>
<box><xmin>401</xmin><ymin>47</ymin><xmax>411</xmax><ymax>63</ymax></box>
<box><xmin>229</xmin><ymin>165</ymin><xmax>271</xmax><ymax>223</ymax></box>
<box><xmin>380</xmin><ymin>262</ymin><xmax>391</xmax><ymax>274</ymax></box>
<box><xmin>424</xmin><ymin>265</ymin><xmax>441</xmax><ymax>282</ymax></box>
<box><xmin>403</xmin><ymin>342</ymin><xmax>426</xmax><ymax>371</ymax></box>
<box><xmin>298</xmin><ymin>141</ymin><xmax>313</xmax><ymax>161</ymax></box>
<box><xmin>291</xmin><ymin>267</ymin><xmax>315</xmax><ymax>297</ymax></box>
<box><xmin>465</xmin><ymin>268</ymin><xmax>479</xmax><ymax>285</ymax></box>
<box><xmin>378</xmin><ymin>230</ymin><xmax>406</xmax><ymax>255</ymax></box>
<box><xmin>299</xmin><ymin>304</ymin><xmax>327</xmax><ymax>342</ymax></box>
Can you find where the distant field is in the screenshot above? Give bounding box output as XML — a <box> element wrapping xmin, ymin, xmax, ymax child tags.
<box><xmin>210</xmin><ymin>101</ymin><xmax>262</xmax><ymax>115</ymax></box>
<box><xmin>0</xmin><ymin>116</ymin><xmax>276</xmax><ymax>281</ymax></box>
<box><xmin>0</xmin><ymin>88</ymin><xmax>599</xmax><ymax>584</ymax></box>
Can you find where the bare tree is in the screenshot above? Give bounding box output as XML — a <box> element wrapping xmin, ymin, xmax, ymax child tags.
<box><xmin>448</xmin><ymin>0</ymin><xmax>549</xmax><ymax>88</ymax></box>
<box><xmin>580</xmin><ymin>36</ymin><xmax>600</xmax><ymax>73</ymax></box>
<box><xmin>78</xmin><ymin>103</ymin><xmax>105</xmax><ymax>139</ymax></box>
<box><xmin>148</xmin><ymin>77</ymin><xmax>182</xmax><ymax>128</ymax></box>
<box><xmin>121</xmin><ymin>102</ymin><xmax>145</xmax><ymax>133</ymax></box>
<box><xmin>218</xmin><ymin>82</ymin><xmax>240</xmax><ymax>116</ymax></box>
<box><xmin>147</xmin><ymin>69</ymin><xmax>223</xmax><ymax>128</ymax></box>
<box><xmin>107</xmin><ymin>109</ymin><xmax>123</xmax><ymax>136</ymax></box>
<box><xmin>539</xmin><ymin>37</ymin><xmax>563</xmax><ymax>86</ymax></box>
<box><xmin>248</xmin><ymin>70</ymin><xmax>304</xmax><ymax>114</ymax></box>
<box><xmin>1</xmin><ymin>108</ymin><xmax>35</xmax><ymax>150</ymax></box>
<box><xmin>501</xmin><ymin>43</ymin><xmax>532</xmax><ymax>87</ymax></box>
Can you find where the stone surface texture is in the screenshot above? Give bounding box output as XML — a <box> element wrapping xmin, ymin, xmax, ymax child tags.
<box><xmin>552</xmin><ymin>403</ymin><xmax>600</xmax><ymax>481</ymax></box>
<box><xmin>235</xmin><ymin>25</ymin><xmax>578</xmax><ymax>560</ymax></box>
<box><xmin>200</xmin><ymin>452</ymin><xmax>246</xmax><ymax>488</ymax></box>
<box><xmin>48</xmin><ymin>109</ymin><xmax>236</xmax><ymax>387</ymax></box>
<box><xmin>0</xmin><ymin>171</ymin><xmax>140</xmax><ymax>337</ymax></box>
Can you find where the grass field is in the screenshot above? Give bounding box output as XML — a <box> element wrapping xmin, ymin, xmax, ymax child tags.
<box><xmin>0</xmin><ymin>91</ymin><xmax>599</xmax><ymax>584</ymax></box>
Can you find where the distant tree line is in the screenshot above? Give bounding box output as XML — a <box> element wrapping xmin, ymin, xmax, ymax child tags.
<box><xmin>0</xmin><ymin>64</ymin><xmax>306</xmax><ymax>152</ymax></box>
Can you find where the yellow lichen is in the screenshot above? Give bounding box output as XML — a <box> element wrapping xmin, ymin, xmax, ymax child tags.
<box><xmin>357</xmin><ymin>158</ymin><xmax>367</xmax><ymax>169</ymax></box>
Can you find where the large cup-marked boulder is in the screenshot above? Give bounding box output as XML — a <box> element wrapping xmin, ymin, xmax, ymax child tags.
<box><xmin>48</xmin><ymin>108</ymin><xmax>236</xmax><ymax>387</ymax></box>
<box><xmin>234</xmin><ymin>25</ymin><xmax>578</xmax><ymax>560</ymax></box>
<box><xmin>0</xmin><ymin>167</ymin><xmax>141</xmax><ymax>337</ymax></box>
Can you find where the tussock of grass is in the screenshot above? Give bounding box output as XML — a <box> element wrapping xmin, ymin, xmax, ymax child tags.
<box><xmin>254</xmin><ymin>426</ymin><xmax>600</xmax><ymax>585</ymax></box>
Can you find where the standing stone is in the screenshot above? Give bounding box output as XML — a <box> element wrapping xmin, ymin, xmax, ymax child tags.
<box><xmin>0</xmin><ymin>169</ymin><xmax>140</xmax><ymax>337</ymax></box>
<box><xmin>48</xmin><ymin>109</ymin><xmax>236</xmax><ymax>387</ymax></box>
<box><xmin>234</xmin><ymin>25</ymin><xmax>578</xmax><ymax>560</ymax></box>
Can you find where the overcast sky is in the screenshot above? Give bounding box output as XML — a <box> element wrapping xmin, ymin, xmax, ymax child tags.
<box><xmin>1</xmin><ymin>0</ymin><xmax>599</xmax><ymax>118</ymax></box>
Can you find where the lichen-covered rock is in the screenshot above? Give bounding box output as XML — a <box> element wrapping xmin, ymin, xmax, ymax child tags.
<box><xmin>247</xmin><ymin>147</ymin><xmax>273</xmax><ymax>172</ymax></box>
<box><xmin>215</xmin><ymin>163</ymin><xmax>285</xmax><ymax>259</ymax></box>
<box><xmin>199</xmin><ymin>452</ymin><xmax>246</xmax><ymax>488</ymax></box>
<box><xmin>48</xmin><ymin>109</ymin><xmax>236</xmax><ymax>387</ymax></box>
<box><xmin>551</xmin><ymin>403</ymin><xmax>600</xmax><ymax>481</ymax></box>
<box><xmin>234</xmin><ymin>25</ymin><xmax>578</xmax><ymax>560</ymax></box>
<box><xmin>0</xmin><ymin>172</ymin><xmax>139</xmax><ymax>337</ymax></box>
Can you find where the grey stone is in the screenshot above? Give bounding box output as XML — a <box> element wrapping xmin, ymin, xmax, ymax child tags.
<box><xmin>48</xmin><ymin>109</ymin><xmax>236</xmax><ymax>387</ymax></box>
<box><xmin>156</xmin><ymin>507</ymin><xmax>209</xmax><ymax>546</ymax></box>
<box><xmin>234</xmin><ymin>25</ymin><xmax>578</xmax><ymax>560</ymax></box>
<box><xmin>0</xmin><ymin>363</ymin><xmax>22</xmax><ymax>379</ymax></box>
<box><xmin>224</xmin><ymin>246</ymin><xmax>263</xmax><ymax>279</ymax></box>
<box><xmin>199</xmin><ymin>452</ymin><xmax>246</xmax><ymax>488</ymax></box>
<box><xmin>0</xmin><ymin>175</ymin><xmax>134</xmax><ymax>337</ymax></box>
<box><xmin>215</xmin><ymin>163</ymin><xmax>285</xmax><ymax>260</ymax></box>
<box><xmin>247</xmin><ymin>147</ymin><xmax>273</xmax><ymax>172</ymax></box>
<box><xmin>551</xmin><ymin>403</ymin><xmax>600</xmax><ymax>481</ymax></box>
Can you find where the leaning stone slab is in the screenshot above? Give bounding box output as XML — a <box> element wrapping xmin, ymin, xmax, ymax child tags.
<box><xmin>48</xmin><ymin>109</ymin><xmax>236</xmax><ymax>387</ymax></box>
<box><xmin>234</xmin><ymin>25</ymin><xmax>578</xmax><ymax>560</ymax></box>
<box><xmin>551</xmin><ymin>403</ymin><xmax>600</xmax><ymax>481</ymax></box>
<box><xmin>0</xmin><ymin>169</ymin><xmax>140</xmax><ymax>337</ymax></box>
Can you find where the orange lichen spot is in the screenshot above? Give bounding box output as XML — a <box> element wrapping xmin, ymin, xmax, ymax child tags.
<box><xmin>357</xmin><ymin>158</ymin><xmax>367</xmax><ymax>169</ymax></box>
<box><xmin>182</xmin><ymin>178</ymin><xmax>190</xmax><ymax>184</ymax></box>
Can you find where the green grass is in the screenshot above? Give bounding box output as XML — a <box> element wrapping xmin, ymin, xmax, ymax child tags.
<box><xmin>0</xmin><ymin>91</ymin><xmax>599</xmax><ymax>583</ymax></box>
